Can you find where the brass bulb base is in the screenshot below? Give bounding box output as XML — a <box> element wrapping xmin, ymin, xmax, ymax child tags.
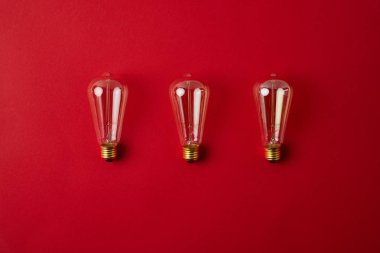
<box><xmin>100</xmin><ymin>144</ymin><xmax>117</xmax><ymax>162</ymax></box>
<box><xmin>265</xmin><ymin>144</ymin><xmax>281</xmax><ymax>162</ymax></box>
<box><xmin>183</xmin><ymin>144</ymin><xmax>200</xmax><ymax>162</ymax></box>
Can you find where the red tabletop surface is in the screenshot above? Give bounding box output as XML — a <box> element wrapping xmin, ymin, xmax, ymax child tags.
<box><xmin>1</xmin><ymin>0</ymin><xmax>379</xmax><ymax>252</ymax></box>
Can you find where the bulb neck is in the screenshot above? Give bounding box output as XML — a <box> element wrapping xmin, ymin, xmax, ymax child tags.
<box><xmin>183</xmin><ymin>144</ymin><xmax>200</xmax><ymax>162</ymax></box>
<box><xmin>100</xmin><ymin>144</ymin><xmax>117</xmax><ymax>162</ymax></box>
<box><xmin>264</xmin><ymin>144</ymin><xmax>281</xmax><ymax>162</ymax></box>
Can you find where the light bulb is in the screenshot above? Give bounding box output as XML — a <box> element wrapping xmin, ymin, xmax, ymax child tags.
<box><xmin>88</xmin><ymin>73</ymin><xmax>128</xmax><ymax>161</ymax></box>
<box><xmin>169</xmin><ymin>75</ymin><xmax>209</xmax><ymax>162</ymax></box>
<box><xmin>254</xmin><ymin>75</ymin><xmax>292</xmax><ymax>162</ymax></box>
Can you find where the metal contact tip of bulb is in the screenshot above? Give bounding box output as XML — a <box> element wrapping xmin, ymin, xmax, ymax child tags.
<box><xmin>265</xmin><ymin>144</ymin><xmax>281</xmax><ymax>162</ymax></box>
<box><xmin>100</xmin><ymin>144</ymin><xmax>117</xmax><ymax>162</ymax></box>
<box><xmin>183</xmin><ymin>144</ymin><xmax>200</xmax><ymax>162</ymax></box>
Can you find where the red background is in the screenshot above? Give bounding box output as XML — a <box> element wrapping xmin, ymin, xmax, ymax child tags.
<box><xmin>1</xmin><ymin>0</ymin><xmax>380</xmax><ymax>252</ymax></box>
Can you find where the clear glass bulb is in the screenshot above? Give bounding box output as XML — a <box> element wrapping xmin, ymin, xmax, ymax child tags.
<box><xmin>88</xmin><ymin>73</ymin><xmax>128</xmax><ymax>161</ymax></box>
<box><xmin>169</xmin><ymin>75</ymin><xmax>209</xmax><ymax>162</ymax></box>
<box><xmin>254</xmin><ymin>75</ymin><xmax>292</xmax><ymax>162</ymax></box>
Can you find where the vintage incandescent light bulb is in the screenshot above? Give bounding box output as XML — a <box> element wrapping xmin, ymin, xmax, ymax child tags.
<box><xmin>254</xmin><ymin>74</ymin><xmax>292</xmax><ymax>162</ymax></box>
<box><xmin>169</xmin><ymin>75</ymin><xmax>209</xmax><ymax>162</ymax></box>
<box><xmin>88</xmin><ymin>73</ymin><xmax>128</xmax><ymax>161</ymax></box>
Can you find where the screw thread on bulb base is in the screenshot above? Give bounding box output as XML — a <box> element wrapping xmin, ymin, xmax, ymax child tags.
<box><xmin>183</xmin><ymin>144</ymin><xmax>199</xmax><ymax>162</ymax></box>
<box><xmin>265</xmin><ymin>144</ymin><xmax>281</xmax><ymax>162</ymax></box>
<box><xmin>100</xmin><ymin>144</ymin><xmax>117</xmax><ymax>162</ymax></box>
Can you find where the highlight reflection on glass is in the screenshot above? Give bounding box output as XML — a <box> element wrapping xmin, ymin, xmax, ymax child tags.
<box><xmin>254</xmin><ymin>74</ymin><xmax>292</xmax><ymax>162</ymax></box>
<box><xmin>170</xmin><ymin>75</ymin><xmax>209</xmax><ymax>162</ymax></box>
<box><xmin>88</xmin><ymin>73</ymin><xmax>128</xmax><ymax>161</ymax></box>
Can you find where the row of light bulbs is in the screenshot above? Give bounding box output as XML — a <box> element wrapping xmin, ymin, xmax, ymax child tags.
<box><xmin>88</xmin><ymin>73</ymin><xmax>292</xmax><ymax>163</ymax></box>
